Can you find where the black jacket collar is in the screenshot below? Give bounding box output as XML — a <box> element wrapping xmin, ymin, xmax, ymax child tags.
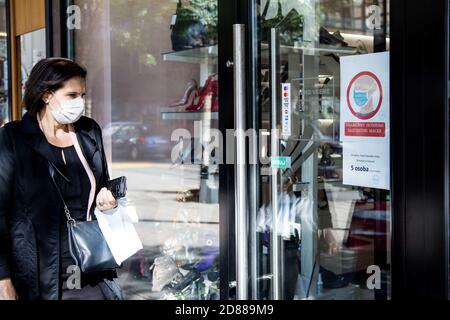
<box><xmin>21</xmin><ymin>112</ymin><xmax>100</xmax><ymax>181</ymax></box>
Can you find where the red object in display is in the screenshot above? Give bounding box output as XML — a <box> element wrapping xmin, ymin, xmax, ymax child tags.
<box><xmin>177</xmin><ymin>88</ymin><xmax>199</xmax><ymax>110</ymax></box>
<box><xmin>211</xmin><ymin>96</ymin><xmax>219</xmax><ymax>112</ymax></box>
<box><xmin>186</xmin><ymin>75</ymin><xmax>218</xmax><ymax>112</ymax></box>
<box><xmin>168</xmin><ymin>79</ymin><xmax>198</xmax><ymax>108</ymax></box>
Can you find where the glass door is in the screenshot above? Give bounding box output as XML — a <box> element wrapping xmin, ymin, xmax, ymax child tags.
<box><xmin>69</xmin><ymin>0</ymin><xmax>221</xmax><ymax>300</ymax></box>
<box><xmin>247</xmin><ymin>0</ymin><xmax>391</xmax><ymax>300</ymax></box>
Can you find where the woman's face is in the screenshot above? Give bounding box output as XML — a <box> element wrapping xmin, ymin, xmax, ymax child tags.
<box><xmin>43</xmin><ymin>77</ymin><xmax>86</xmax><ymax>112</ymax></box>
<box><xmin>42</xmin><ymin>77</ymin><xmax>86</xmax><ymax>124</ymax></box>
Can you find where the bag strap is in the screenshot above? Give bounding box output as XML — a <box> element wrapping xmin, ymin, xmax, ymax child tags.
<box><xmin>49</xmin><ymin>162</ymin><xmax>81</xmax><ymax>267</ymax></box>
<box><xmin>48</xmin><ymin>162</ymin><xmax>76</xmax><ymax>225</ymax></box>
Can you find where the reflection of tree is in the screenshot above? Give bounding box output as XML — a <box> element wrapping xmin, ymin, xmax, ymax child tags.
<box><xmin>189</xmin><ymin>0</ymin><xmax>218</xmax><ymax>38</ymax></box>
<box><xmin>110</xmin><ymin>0</ymin><xmax>176</xmax><ymax>67</ymax></box>
<box><xmin>77</xmin><ymin>0</ymin><xmax>218</xmax><ymax>67</ymax></box>
<box><xmin>75</xmin><ymin>0</ymin><xmax>105</xmax><ymax>67</ymax></box>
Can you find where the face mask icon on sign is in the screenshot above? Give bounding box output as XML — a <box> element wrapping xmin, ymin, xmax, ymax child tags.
<box><xmin>353</xmin><ymin>89</ymin><xmax>369</xmax><ymax>108</ymax></box>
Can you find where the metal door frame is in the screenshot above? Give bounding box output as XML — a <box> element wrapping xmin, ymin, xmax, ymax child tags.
<box><xmin>391</xmin><ymin>0</ymin><xmax>449</xmax><ymax>299</ymax></box>
<box><xmin>46</xmin><ymin>0</ymin><xmax>450</xmax><ymax>300</ymax></box>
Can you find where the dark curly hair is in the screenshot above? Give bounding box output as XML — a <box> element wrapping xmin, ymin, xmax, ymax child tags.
<box><xmin>22</xmin><ymin>58</ymin><xmax>87</xmax><ymax>117</ymax></box>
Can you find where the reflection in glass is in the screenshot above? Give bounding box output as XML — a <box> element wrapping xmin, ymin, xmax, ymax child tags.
<box><xmin>73</xmin><ymin>0</ymin><xmax>220</xmax><ymax>300</ymax></box>
<box><xmin>255</xmin><ymin>0</ymin><xmax>390</xmax><ymax>300</ymax></box>
<box><xmin>20</xmin><ymin>28</ymin><xmax>47</xmax><ymax>102</ymax></box>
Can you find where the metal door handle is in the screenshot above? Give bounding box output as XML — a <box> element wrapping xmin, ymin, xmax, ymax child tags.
<box><xmin>232</xmin><ymin>23</ymin><xmax>248</xmax><ymax>300</ymax></box>
<box><xmin>269</xmin><ymin>27</ymin><xmax>282</xmax><ymax>300</ymax></box>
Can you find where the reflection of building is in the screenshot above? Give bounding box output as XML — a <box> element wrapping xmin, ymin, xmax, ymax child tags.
<box><xmin>1</xmin><ymin>0</ymin><xmax>449</xmax><ymax>300</ymax></box>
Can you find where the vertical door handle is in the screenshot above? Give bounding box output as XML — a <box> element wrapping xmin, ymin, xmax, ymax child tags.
<box><xmin>232</xmin><ymin>24</ymin><xmax>248</xmax><ymax>300</ymax></box>
<box><xmin>269</xmin><ymin>27</ymin><xmax>282</xmax><ymax>300</ymax></box>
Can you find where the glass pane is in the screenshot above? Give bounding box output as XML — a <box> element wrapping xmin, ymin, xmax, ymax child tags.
<box><xmin>253</xmin><ymin>0</ymin><xmax>391</xmax><ymax>300</ymax></box>
<box><xmin>0</xmin><ymin>0</ymin><xmax>9</xmax><ymax>126</ymax></box>
<box><xmin>72</xmin><ymin>0</ymin><xmax>219</xmax><ymax>300</ymax></box>
<box><xmin>20</xmin><ymin>27</ymin><xmax>47</xmax><ymax>114</ymax></box>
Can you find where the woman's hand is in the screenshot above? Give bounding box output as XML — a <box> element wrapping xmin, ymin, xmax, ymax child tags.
<box><xmin>96</xmin><ymin>187</ymin><xmax>117</xmax><ymax>212</ymax></box>
<box><xmin>0</xmin><ymin>279</ymin><xmax>18</xmax><ymax>300</ymax></box>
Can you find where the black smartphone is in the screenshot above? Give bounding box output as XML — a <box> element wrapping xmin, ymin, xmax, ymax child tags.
<box><xmin>106</xmin><ymin>176</ymin><xmax>127</xmax><ymax>199</ymax></box>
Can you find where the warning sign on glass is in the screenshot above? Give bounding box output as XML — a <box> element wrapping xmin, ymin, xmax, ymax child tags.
<box><xmin>341</xmin><ymin>61</ymin><xmax>388</xmax><ymax>143</ymax></box>
<box><xmin>340</xmin><ymin>52</ymin><xmax>390</xmax><ymax>190</ymax></box>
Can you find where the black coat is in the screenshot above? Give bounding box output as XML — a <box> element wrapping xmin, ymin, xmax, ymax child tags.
<box><xmin>0</xmin><ymin>112</ymin><xmax>112</xmax><ymax>300</ymax></box>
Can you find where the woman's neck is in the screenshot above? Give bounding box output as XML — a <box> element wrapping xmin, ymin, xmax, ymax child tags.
<box><xmin>38</xmin><ymin>107</ymin><xmax>69</xmax><ymax>137</ymax></box>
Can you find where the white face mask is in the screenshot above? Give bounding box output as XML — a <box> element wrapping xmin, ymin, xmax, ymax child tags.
<box><xmin>51</xmin><ymin>97</ymin><xmax>85</xmax><ymax>124</ymax></box>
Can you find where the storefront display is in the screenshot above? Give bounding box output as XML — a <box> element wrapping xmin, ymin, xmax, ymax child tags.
<box><xmin>170</xmin><ymin>0</ymin><xmax>218</xmax><ymax>51</ymax></box>
<box><xmin>2</xmin><ymin>0</ymin><xmax>446</xmax><ymax>300</ymax></box>
<box><xmin>250</xmin><ymin>0</ymin><xmax>391</xmax><ymax>300</ymax></box>
<box><xmin>71</xmin><ymin>0</ymin><xmax>220</xmax><ymax>300</ymax></box>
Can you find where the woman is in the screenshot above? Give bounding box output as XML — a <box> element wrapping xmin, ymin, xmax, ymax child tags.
<box><xmin>0</xmin><ymin>58</ymin><xmax>122</xmax><ymax>300</ymax></box>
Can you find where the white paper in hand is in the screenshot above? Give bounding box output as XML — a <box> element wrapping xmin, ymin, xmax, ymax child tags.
<box><xmin>94</xmin><ymin>198</ymin><xmax>143</xmax><ymax>265</ymax></box>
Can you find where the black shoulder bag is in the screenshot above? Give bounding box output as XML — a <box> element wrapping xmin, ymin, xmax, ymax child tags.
<box><xmin>48</xmin><ymin>162</ymin><xmax>120</xmax><ymax>273</ymax></box>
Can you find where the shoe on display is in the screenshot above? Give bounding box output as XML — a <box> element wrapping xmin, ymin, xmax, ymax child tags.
<box><xmin>176</xmin><ymin>189</ymin><xmax>200</xmax><ymax>202</ymax></box>
<box><xmin>332</xmin><ymin>30</ymin><xmax>345</xmax><ymax>42</ymax></box>
<box><xmin>168</xmin><ymin>79</ymin><xmax>199</xmax><ymax>108</ymax></box>
<box><xmin>169</xmin><ymin>269</ymin><xmax>202</xmax><ymax>291</ymax></box>
<box><xmin>176</xmin><ymin>87</ymin><xmax>199</xmax><ymax>110</ymax></box>
<box><xmin>150</xmin><ymin>255</ymin><xmax>181</xmax><ymax>292</ymax></box>
<box><xmin>356</xmin><ymin>39</ymin><xmax>369</xmax><ymax>54</ymax></box>
<box><xmin>186</xmin><ymin>75</ymin><xmax>218</xmax><ymax>112</ymax></box>
<box><xmin>319</xmin><ymin>27</ymin><xmax>348</xmax><ymax>47</ymax></box>
<box><xmin>184</xmin><ymin>74</ymin><xmax>214</xmax><ymax>111</ymax></box>
<box><xmin>320</xmin><ymin>267</ymin><xmax>350</xmax><ymax>289</ymax></box>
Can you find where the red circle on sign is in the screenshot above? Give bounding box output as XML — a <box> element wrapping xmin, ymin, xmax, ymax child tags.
<box><xmin>346</xmin><ymin>71</ymin><xmax>383</xmax><ymax>120</ymax></box>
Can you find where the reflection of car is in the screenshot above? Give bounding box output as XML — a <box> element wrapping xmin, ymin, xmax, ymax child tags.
<box><xmin>103</xmin><ymin>122</ymin><xmax>171</xmax><ymax>161</ymax></box>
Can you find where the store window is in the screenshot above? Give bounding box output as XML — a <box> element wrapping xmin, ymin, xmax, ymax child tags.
<box><xmin>20</xmin><ymin>28</ymin><xmax>47</xmax><ymax>102</ymax></box>
<box><xmin>72</xmin><ymin>0</ymin><xmax>220</xmax><ymax>300</ymax></box>
<box><xmin>0</xmin><ymin>0</ymin><xmax>9</xmax><ymax>126</ymax></box>
<box><xmin>251</xmin><ymin>0</ymin><xmax>391</xmax><ymax>300</ymax></box>
<box><xmin>67</xmin><ymin>0</ymin><xmax>391</xmax><ymax>300</ymax></box>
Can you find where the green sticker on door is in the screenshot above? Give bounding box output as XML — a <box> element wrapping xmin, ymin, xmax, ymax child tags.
<box><xmin>271</xmin><ymin>157</ymin><xmax>291</xmax><ymax>169</ymax></box>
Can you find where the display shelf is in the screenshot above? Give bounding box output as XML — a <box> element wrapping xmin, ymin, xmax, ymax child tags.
<box><xmin>161</xmin><ymin>110</ymin><xmax>218</xmax><ymax>120</ymax></box>
<box><xmin>162</xmin><ymin>44</ymin><xmax>219</xmax><ymax>204</ymax></box>
<box><xmin>261</xmin><ymin>42</ymin><xmax>357</xmax><ymax>55</ymax></box>
<box><xmin>162</xmin><ymin>45</ymin><xmax>218</xmax><ymax>64</ymax></box>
